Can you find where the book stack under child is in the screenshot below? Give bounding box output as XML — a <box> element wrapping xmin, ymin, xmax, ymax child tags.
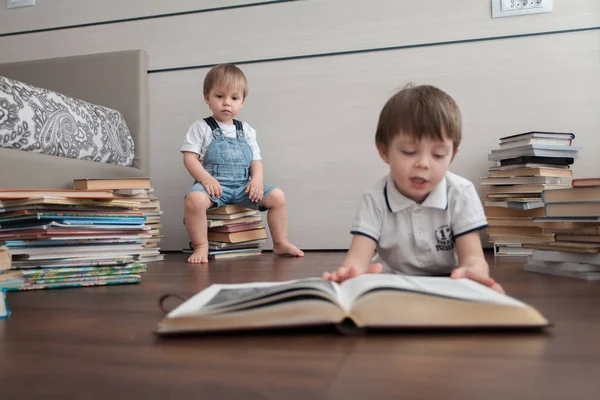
<box><xmin>184</xmin><ymin>205</ymin><xmax>266</xmax><ymax>259</ymax></box>
<box><xmin>207</xmin><ymin>205</ymin><xmax>266</xmax><ymax>259</ymax></box>
<box><xmin>0</xmin><ymin>186</ymin><xmax>160</xmax><ymax>291</ymax></box>
<box><xmin>74</xmin><ymin>177</ymin><xmax>165</xmax><ymax>262</ymax></box>
<box><xmin>522</xmin><ymin>178</ymin><xmax>600</xmax><ymax>281</ymax></box>
<box><xmin>483</xmin><ymin>131</ymin><xmax>578</xmax><ymax>256</ymax></box>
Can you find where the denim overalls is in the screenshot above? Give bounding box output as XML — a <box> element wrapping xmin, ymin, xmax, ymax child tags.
<box><xmin>188</xmin><ymin>116</ymin><xmax>274</xmax><ymax>210</ymax></box>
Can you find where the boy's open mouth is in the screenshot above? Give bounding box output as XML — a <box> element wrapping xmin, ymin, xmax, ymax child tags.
<box><xmin>411</xmin><ymin>177</ymin><xmax>428</xmax><ymax>184</ymax></box>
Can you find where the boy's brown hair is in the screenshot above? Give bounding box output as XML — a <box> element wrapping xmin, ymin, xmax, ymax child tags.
<box><xmin>203</xmin><ymin>64</ymin><xmax>249</xmax><ymax>99</ymax></box>
<box><xmin>375</xmin><ymin>84</ymin><xmax>462</xmax><ymax>152</ymax></box>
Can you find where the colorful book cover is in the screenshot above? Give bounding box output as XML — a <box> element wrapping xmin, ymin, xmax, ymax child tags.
<box><xmin>19</xmin><ymin>264</ymin><xmax>146</xmax><ymax>279</ymax></box>
<box><xmin>4</xmin><ymin>276</ymin><xmax>142</xmax><ymax>291</ymax></box>
<box><xmin>11</xmin><ymin>257</ymin><xmax>135</xmax><ymax>269</ymax></box>
<box><xmin>4</xmin><ymin>238</ymin><xmax>144</xmax><ymax>247</ymax></box>
<box><xmin>0</xmin><ymin>214</ymin><xmax>146</xmax><ymax>226</ymax></box>
<box><xmin>0</xmin><ymin>221</ymin><xmax>148</xmax><ymax>233</ymax></box>
<box><xmin>30</xmin><ymin>274</ymin><xmax>143</xmax><ymax>285</ymax></box>
<box><xmin>8</xmin><ymin>243</ymin><xmax>147</xmax><ymax>256</ymax></box>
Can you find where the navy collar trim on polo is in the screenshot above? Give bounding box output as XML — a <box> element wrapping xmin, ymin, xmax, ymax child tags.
<box><xmin>384</xmin><ymin>174</ymin><xmax>448</xmax><ymax>212</ymax></box>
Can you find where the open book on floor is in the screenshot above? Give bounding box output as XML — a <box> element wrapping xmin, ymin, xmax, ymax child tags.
<box><xmin>156</xmin><ymin>274</ymin><xmax>549</xmax><ymax>335</ymax></box>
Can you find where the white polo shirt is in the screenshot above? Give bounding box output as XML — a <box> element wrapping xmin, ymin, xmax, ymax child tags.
<box><xmin>351</xmin><ymin>171</ymin><xmax>487</xmax><ymax>276</ymax></box>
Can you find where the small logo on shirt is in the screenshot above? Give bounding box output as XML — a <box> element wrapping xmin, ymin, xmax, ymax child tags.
<box><xmin>435</xmin><ymin>224</ymin><xmax>454</xmax><ymax>251</ymax></box>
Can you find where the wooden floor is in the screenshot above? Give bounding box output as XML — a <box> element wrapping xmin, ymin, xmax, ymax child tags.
<box><xmin>1</xmin><ymin>250</ymin><xmax>600</xmax><ymax>399</ymax></box>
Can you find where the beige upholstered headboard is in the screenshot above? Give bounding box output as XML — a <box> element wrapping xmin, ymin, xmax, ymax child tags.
<box><xmin>0</xmin><ymin>50</ymin><xmax>149</xmax><ymax>189</ymax></box>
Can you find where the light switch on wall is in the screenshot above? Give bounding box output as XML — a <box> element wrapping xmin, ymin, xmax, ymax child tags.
<box><xmin>7</xmin><ymin>0</ymin><xmax>35</xmax><ymax>9</ymax></box>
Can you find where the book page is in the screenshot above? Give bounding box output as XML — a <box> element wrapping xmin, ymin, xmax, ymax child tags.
<box><xmin>340</xmin><ymin>274</ymin><xmax>526</xmax><ymax>310</ymax></box>
<box><xmin>339</xmin><ymin>274</ymin><xmax>416</xmax><ymax>310</ymax></box>
<box><xmin>405</xmin><ymin>277</ymin><xmax>526</xmax><ymax>307</ymax></box>
<box><xmin>168</xmin><ymin>278</ymin><xmax>341</xmax><ymax>318</ymax></box>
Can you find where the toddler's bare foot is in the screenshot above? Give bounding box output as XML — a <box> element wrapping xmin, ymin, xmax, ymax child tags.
<box><xmin>273</xmin><ymin>242</ymin><xmax>304</xmax><ymax>257</ymax></box>
<box><xmin>188</xmin><ymin>244</ymin><xmax>209</xmax><ymax>264</ymax></box>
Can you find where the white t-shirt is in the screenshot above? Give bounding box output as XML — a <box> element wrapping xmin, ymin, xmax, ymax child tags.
<box><xmin>351</xmin><ymin>171</ymin><xmax>488</xmax><ymax>276</ymax></box>
<box><xmin>180</xmin><ymin>118</ymin><xmax>261</xmax><ymax>162</ymax></box>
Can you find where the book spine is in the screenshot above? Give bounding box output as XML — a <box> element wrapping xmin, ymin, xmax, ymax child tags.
<box><xmin>5</xmin><ymin>277</ymin><xmax>141</xmax><ymax>291</ymax></box>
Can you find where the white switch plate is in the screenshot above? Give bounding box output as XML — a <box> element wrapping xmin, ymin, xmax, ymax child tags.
<box><xmin>492</xmin><ymin>0</ymin><xmax>553</xmax><ymax>18</ymax></box>
<box><xmin>7</xmin><ymin>0</ymin><xmax>35</xmax><ymax>9</ymax></box>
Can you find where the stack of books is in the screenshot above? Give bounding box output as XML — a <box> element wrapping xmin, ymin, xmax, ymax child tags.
<box><xmin>207</xmin><ymin>205</ymin><xmax>266</xmax><ymax>259</ymax></box>
<box><xmin>0</xmin><ymin>187</ymin><xmax>161</xmax><ymax>291</ymax></box>
<box><xmin>185</xmin><ymin>205</ymin><xmax>266</xmax><ymax>259</ymax></box>
<box><xmin>522</xmin><ymin>178</ymin><xmax>600</xmax><ymax>280</ymax></box>
<box><xmin>483</xmin><ymin>131</ymin><xmax>578</xmax><ymax>256</ymax></box>
<box><xmin>74</xmin><ymin>177</ymin><xmax>164</xmax><ymax>256</ymax></box>
<box><xmin>525</xmin><ymin>250</ymin><xmax>600</xmax><ymax>282</ymax></box>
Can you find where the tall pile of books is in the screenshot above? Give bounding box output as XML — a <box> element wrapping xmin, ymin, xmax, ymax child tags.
<box><xmin>482</xmin><ymin>131</ymin><xmax>578</xmax><ymax>256</ymax></box>
<box><xmin>0</xmin><ymin>183</ymin><xmax>162</xmax><ymax>291</ymax></box>
<box><xmin>74</xmin><ymin>178</ymin><xmax>164</xmax><ymax>254</ymax></box>
<box><xmin>186</xmin><ymin>205</ymin><xmax>266</xmax><ymax>259</ymax></box>
<box><xmin>523</xmin><ymin>178</ymin><xmax>600</xmax><ymax>281</ymax></box>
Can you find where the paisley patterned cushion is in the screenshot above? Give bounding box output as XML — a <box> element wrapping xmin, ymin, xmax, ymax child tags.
<box><xmin>0</xmin><ymin>75</ymin><xmax>134</xmax><ymax>166</ymax></box>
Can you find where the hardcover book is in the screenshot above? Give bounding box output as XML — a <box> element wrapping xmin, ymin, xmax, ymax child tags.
<box><xmin>156</xmin><ymin>275</ymin><xmax>549</xmax><ymax>335</ymax></box>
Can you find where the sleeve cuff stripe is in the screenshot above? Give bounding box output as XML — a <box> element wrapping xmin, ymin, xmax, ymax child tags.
<box><xmin>350</xmin><ymin>231</ymin><xmax>378</xmax><ymax>243</ymax></box>
<box><xmin>454</xmin><ymin>224</ymin><xmax>488</xmax><ymax>238</ymax></box>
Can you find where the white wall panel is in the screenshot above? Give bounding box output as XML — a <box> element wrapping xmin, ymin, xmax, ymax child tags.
<box><xmin>0</xmin><ymin>0</ymin><xmax>276</xmax><ymax>34</ymax></box>
<box><xmin>1</xmin><ymin>0</ymin><xmax>599</xmax><ymax>250</ymax></box>
<box><xmin>150</xmin><ymin>31</ymin><xmax>600</xmax><ymax>250</ymax></box>
<box><xmin>0</xmin><ymin>0</ymin><xmax>598</xmax><ymax>71</ymax></box>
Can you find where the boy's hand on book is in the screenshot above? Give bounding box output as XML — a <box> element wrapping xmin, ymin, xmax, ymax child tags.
<box><xmin>245</xmin><ymin>179</ymin><xmax>264</xmax><ymax>202</ymax></box>
<box><xmin>451</xmin><ymin>267</ymin><xmax>505</xmax><ymax>294</ymax></box>
<box><xmin>201</xmin><ymin>176</ymin><xmax>222</xmax><ymax>198</ymax></box>
<box><xmin>322</xmin><ymin>264</ymin><xmax>383</xmax><ymax>283</ymax></box>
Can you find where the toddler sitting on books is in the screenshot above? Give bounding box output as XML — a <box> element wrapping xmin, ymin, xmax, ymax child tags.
<box><xmin>181</xmin><ymin>64</ymin><xmax>303</xmax><ymax>263</ymax></box>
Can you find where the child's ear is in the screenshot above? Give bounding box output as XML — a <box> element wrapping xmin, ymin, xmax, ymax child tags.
<box><xmin>376</xmin><ymin>142</ymin><xmax>389</xmax><ymax>164</ymax></box>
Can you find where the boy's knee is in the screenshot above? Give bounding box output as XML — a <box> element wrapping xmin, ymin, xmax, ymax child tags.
<box><xmin>185</xmin><ymin>191</ymin><xmax>212</xmax><ymax>212</ymax></box>
<box><xmin>264</xmin><ymin>188</ymin><xmax>285</xmax><ymax>208</ymax></box>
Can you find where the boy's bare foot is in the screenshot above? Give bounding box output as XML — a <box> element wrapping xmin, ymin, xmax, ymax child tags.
<box><xmin>188</xmin><ymin>244</ymin><xmax>209</xmax><ymax>264</ymax></box>
<box><xmin>273</xmin><ymin>242</ymin><xmax>304</xmax><ymax>257</ymax></box>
